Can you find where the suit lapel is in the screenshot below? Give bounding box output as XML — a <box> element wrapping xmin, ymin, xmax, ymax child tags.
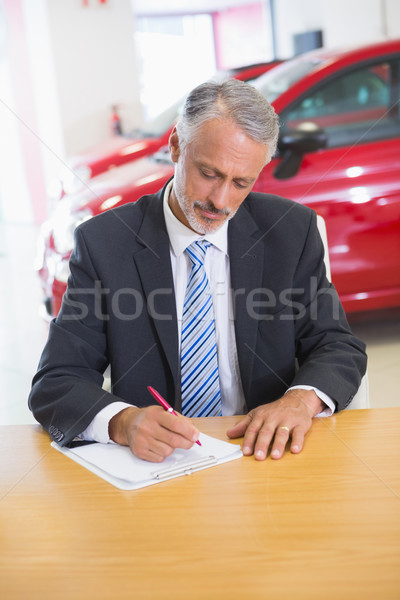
<box><xmin>228</xmin><ymin>202</ymin><xmax>264</xmax><ymax>401</ymax></box>
<box><xmin>132</xmin><ymin>193</ymin><xmax>179</xmax><ymax>391</ymax></box>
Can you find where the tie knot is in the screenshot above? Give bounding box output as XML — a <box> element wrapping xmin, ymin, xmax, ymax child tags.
<box><xmin>185</xmin><ymin>240</ymin><xmax>211</xmax><ymax>267</ymax></box>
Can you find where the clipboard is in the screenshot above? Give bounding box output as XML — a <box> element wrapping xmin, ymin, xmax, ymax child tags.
<box><xmin>51</xmin><ymin>433</ymin><xmax>243</xmax><ymax>490</ymax></box>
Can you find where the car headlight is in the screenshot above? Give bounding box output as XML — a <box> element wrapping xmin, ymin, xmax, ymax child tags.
<box><xmin>61</xmin><ymin>164</ymin><xmax>92</xmax><ymax>195</ymax></box>
<box><xmin>54</xmin><ymin>257</ymin><xmax>72</xmax><ymax>284</ymax></box>
<box><xmin>47</xmin><ymin>177</ymin><xmax>64</xmax><ymax>203</ymax></box>
<box><xmin>52</xmin><ymin>206</ymin><xmax>93</xmax><ymax>254</ymax></box>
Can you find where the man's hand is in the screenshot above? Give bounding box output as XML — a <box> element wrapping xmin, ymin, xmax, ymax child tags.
<box><xmin>109</xmin><ymin>405</ymin><xmax>200</xmax><ymax>462</ymax></box>
<box><xmin>226</xmin><ymin>389</ymin><xmax>324</xmax><ymax>460</ymax></box>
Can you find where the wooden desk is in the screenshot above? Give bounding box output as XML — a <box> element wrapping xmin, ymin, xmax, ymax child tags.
<box><xmin>1</xmin><ymin>408</ymin><xmax>399</xmax><ymax>600</ymax></box>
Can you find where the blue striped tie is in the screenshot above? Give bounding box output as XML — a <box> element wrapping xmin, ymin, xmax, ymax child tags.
<box><xmin>181</xmin><ymin>241</ymin><xmax>222</xmax><ymax>417</ymax></box>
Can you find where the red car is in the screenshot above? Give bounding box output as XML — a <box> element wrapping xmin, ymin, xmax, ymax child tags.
<box><xmin>55</xmin><ymin>62</ymin><xmax>281</xmax><ymax>198</ymax></box>
<box><xmin>37</xmin><ymin>39</ymin><xmax>400</xmax><ymax>317</ymax></box>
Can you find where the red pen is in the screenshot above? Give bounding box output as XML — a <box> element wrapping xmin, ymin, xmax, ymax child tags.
<box><xmin>147</xmin><ymin>386</ymin><xmax>202</xmax><ymax>446</ymax></box>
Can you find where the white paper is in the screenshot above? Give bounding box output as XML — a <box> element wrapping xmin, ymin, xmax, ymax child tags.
<box><xmin>51</xmin><ymin>433</ymin><xmax>243</xmax><ymax>490</ymax></box>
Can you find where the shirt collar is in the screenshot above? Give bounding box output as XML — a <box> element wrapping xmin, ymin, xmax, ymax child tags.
<box><xmin>163</xmin><ymin>179</ymin><xmax>228</xmax><ymax>257</ymax></box>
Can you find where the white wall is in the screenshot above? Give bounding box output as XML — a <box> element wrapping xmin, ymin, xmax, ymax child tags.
<box><xmin>322</xmin><ymin>0</ymin><xmax>386</xmax><ymax>48</ymax></box>
<box><xmin>385</xmin><ymin>0</ymin><xmax>400</xmax><ymax>38</ymax></box>
<box><xmin>0</xmin><ymin>0</ymin><xmax>143</xmax><ymax>224</ymax></box>
<box><xmin>0</xmin><ymin>0</ymin><xmax>48</xmax><ymax>223</ymax></box>
<box><xmin>22</xmin><ymin>0</ymin><xmax>64</xmax><ymax>220</ymax></box>
<box><xmin>0</xmin><ymin>52</ymin><xmax>33</xmax><ymax>223</ymax></box>
<box><xmin>45</xmin><ymin>0</ymin><xmax>142</xmax><ymax>157</ymax></box>
<box><xmin>274</xmin><ymin>0</ymin><xmax>400</xmax><ymax>58</ymax></box>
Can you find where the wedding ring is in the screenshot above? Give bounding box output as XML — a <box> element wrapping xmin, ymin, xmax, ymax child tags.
<box><xmin>279</xmin><ymin>426</ymin><xmax>290</xmax><ymax>432</ymax></box>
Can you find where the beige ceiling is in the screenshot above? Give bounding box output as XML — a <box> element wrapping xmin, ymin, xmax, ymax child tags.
<box><xmin>132</xmin><ymin>0</ymin><xmax>261</xmax><ymax>16</ymax></box>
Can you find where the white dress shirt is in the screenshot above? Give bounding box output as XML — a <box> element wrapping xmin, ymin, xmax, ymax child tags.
<box><xmin>80</xmin><ymin>180</ymin><xmax>334</xmax><ymax>443</ymax></box>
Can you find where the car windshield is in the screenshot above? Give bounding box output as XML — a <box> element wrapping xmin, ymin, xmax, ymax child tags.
<box><xmin>151</xmin><ymin>147</ymin><xmax>173</xmax><ymax>164</ymax></box>
<box><xmin>253</xmin><ymin>58</ymin><xmax>322</xmax><ymax>102</ymax></box>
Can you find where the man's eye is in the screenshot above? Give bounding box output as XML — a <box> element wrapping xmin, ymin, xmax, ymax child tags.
<box><xmin>200</xmin><ymin>170</ymin><xmax>215</xmax><ymax>179</ymax></box>
<box><xmin>234</xmin><ymin>181</ymin><xmax>247</xmax><ymax>189</ymax></box>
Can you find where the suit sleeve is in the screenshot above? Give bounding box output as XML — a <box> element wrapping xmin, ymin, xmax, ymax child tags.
<box><xmin>290</xmin><ymin>211</ymin><xmax>367</xmax><ymax>410</ymax></box>
<box><xmin>28</xmin><ymin>227</ymin><xmax>126</xmax><ymax>447</ymax></box>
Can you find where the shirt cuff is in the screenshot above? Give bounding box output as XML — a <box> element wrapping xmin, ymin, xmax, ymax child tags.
<box><xmin>287</xmin><ymin>385</ymin><xmax>335</xmax><ymax>417</ymax></box>
<box><xmin>79</xmin><ymin>401</ymin><xmax>134</xmax><ymax>443</ymax></box>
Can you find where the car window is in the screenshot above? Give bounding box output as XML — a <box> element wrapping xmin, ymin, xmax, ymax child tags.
<box><xmin>254</xmin><ymin>58</ymin><xmax>322</xmax><ymax>102</ymax></box>
<box><xmin>281</xmin><ymin>58</ymin><xmax>400</xmax><ymax>148</ymax></box>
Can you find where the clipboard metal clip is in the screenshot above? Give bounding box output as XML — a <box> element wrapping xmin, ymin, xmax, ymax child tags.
<box><xmin>151</xmin><ymin>455</ymin><xmax>217</xmax><ymax>480</ymax></box>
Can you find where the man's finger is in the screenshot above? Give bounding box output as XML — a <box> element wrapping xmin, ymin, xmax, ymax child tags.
<box><xmin>226</xmin><ymin>415</ymin><xmax>251</xmax><ymax>440</ymax></box>
<box><xmin>252</xmin><ymin>425</ymin><xmax>276</xmax><ymax>460</ymax></box>
<box><xmin>129</xmin><ymin>415</ymin><xmax>197</xmax><ymax>462</ymax></box>
<box><xmin>154</xmin><ymin>423</ymin><xmax>199</xmax><ymax>451</ymax></box>
<box><xmin>241</xmin><ymin>418</ymin><xmax>273</xmax><ymax>457</ymax></box>
<box><xmin>158</xmin><ymin>409</ymin><xmax>200</xmax><ymax>444</ymax></box>
<box><xmin>290</xmin><ymin>426</ymin><xmax>305</xmax><ymax>454</ymax></box>
<box><xmin>270</xmin><ymin>425</ymin><xmax>291</xmax><ymax>460</ymax></box>
<box><xmin>130</xmin><ymin>435</ymin><xmax>175</xmax><ymax>462</ymax></box>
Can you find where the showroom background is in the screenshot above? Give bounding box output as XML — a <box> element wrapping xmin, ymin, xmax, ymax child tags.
<box><xmin>0</xmin><ymin>0</ymin><xmax>399</xmax><ymax>425</ymax></box>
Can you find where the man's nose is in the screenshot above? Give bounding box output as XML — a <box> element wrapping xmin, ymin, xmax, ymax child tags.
<box><xmin>209</xmin><ymin>181</ymin><xmax>230</xmax><ymax>211</ymax></box>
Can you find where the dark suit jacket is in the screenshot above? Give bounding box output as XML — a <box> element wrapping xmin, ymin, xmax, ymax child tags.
<box><xmin>29</xmin><ymin>183</ymin><xmax>367</xmax><ymax>446</ymax></box>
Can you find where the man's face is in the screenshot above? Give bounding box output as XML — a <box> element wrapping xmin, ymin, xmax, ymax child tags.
<box><xmin>168</xmin><ymin>118</ymin><xmax>269</xmax><ymax>234</ymax></box>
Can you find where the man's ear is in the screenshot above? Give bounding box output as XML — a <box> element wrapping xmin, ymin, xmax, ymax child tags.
<box><xmin>169</xmin><ymin>127</ymin><xmax>181</xmax><ymax>163</ymax></box>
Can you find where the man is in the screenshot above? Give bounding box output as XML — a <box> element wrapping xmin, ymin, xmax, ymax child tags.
<box><xmin>29</xmin><ymin>79</ymin><xmax>367</xmax><ymax>463</ymax></box>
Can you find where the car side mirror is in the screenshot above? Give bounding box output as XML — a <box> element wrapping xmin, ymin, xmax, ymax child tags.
<box><xmin>274</xmin><ymin>122</ymin><xmax>327</xmax><ymax>180</ymax></box>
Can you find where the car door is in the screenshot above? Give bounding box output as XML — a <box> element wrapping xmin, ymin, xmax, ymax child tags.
<box><xmin>254</xmin><ymin>55</ymin><xmax>400</xmax><ymax>312</ymax></box>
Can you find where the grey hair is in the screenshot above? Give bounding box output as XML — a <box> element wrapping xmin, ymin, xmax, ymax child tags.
<box><xmin>175</xmin><ymin>78</ymin><xmax>279</xmax><ymax>163</ymax></box>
